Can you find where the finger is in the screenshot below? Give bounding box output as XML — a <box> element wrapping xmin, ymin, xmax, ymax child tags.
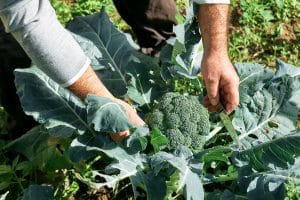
<box><xmin>109</xmin><ymin>130</ymin><xmax>130</xmax><ymax>143</ymax></box>
<box><xmin>127</xmin><ymin>111</ymin><xmax>145</xmax><ymax>126</ymax></box>
<box><xmin>203</xmin><ymin>96</ymin><xmax>211</xmax><ymax>107</ymax></box>
<box><xmin>204</xmin><ymin>76</ymin><xmax>220</xmax><ymax>106</ymax></box>
<box><xmin>204</xmin><ymin>96</ymin><xmax>223</xmax><ymax>112</ymax></box>
<box><xmin>207</xmin><ymin>103</ymin><xmax>223</xmax><ymax>113</ymax></box>
<box><xmin>224</xmin><ymin>85</ymin><xmax>239</xmax><ymax>114</ymax></box>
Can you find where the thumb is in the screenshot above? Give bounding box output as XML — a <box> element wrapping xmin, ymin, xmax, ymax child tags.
<box><xmin>110</xmin><ymin>131</ymin><xmax>129</xmax><ymax>143</ymax></box>
<box><xmin>126</xmin><ymin>108</ymin><xmax>145</xmax><ymax>126</ymax></box>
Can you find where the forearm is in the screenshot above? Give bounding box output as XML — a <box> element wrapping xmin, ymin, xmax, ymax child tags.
<box><xmin>197</xmin><ymin>4</ymin><xmax>230</xmax><ymax>58</ymax></box>
<box><xmin>67</xmin><ymin>66</ymin><xmax>114</xmax><ymax>100</ymax></box>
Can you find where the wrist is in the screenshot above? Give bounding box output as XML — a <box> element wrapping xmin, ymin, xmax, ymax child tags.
<box><xmin>203</xmin><ymin>50</ymin><xmax>230</xmax><ymax>61</ymax></box>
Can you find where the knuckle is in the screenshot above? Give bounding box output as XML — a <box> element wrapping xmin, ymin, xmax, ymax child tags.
<box><xmin>207</xmin><ymin>76</ymin><xmax>218</xmax><ymax>84</ymax></box>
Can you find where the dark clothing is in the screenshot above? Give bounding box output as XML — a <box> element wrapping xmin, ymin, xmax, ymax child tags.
<box><xmin>0</xmin><ymin>21</ymin><xmax>37</xmax><ymax>137</ymax></box>
<box><xmin>113</xmin><ymin>0</ymin><xmax>177</xmax><ymax>55</ymax></box>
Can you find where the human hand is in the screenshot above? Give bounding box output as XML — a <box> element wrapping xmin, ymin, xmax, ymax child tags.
<box><xmin>201</xmin><ymin>55</ymin><xmax>240</xmax><ymax>114</ymax></box>
<box><xmin>109</xmin><ymin>98</ymin><xmax>145</xmax><ymax>142</ymax></box>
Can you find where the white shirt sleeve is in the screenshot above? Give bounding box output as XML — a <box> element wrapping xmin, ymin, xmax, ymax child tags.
<box><xmin>0</xmin><ymin>0</ymin><xmax>90</xmax><ymax>87</ymax></box>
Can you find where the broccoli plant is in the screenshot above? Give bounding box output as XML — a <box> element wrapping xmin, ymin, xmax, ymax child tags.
<box><xmin>146</xmin><ymin>92</ymin><xmax>210</xmax><ymax>151</ymax></box>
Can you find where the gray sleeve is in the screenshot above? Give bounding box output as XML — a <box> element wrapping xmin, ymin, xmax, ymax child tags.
<box><xmin>0</xmin><ymin>0</ymin><xmax>90</xmax><ymax>87</ymax></box>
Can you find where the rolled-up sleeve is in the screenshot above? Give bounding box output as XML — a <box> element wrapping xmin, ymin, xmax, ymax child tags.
<box><xmin>194</xmin><ymin>0</ymin><xmax>230</xmax><ymax>4</ymax></box>
<box><xmin>0</xmin><ymin>0</ymin><xmax>90</xmax><ymax>87</ymax></box>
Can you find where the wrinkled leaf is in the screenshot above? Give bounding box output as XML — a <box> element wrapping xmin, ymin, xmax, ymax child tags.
<box><xmin>86</xmin><ymin>95</ymin><xmax>133</xmax><ymax>133</ymax></box>
<box><xmin>69</xmin><ymin>132</ymin><xmax>146</xmax><ymax>189</ymax></box>
<box><xmin>14</xmin><ymin>68</ymin><xmax>87</xmax><ymax>137</ymax></box>
<box><xmin>233</xmin><ymin>62</ymin><xmax>300</xmax><ymax>148</ymax></box>
<box><xmin>67</xmin><ymin>8</ymin><xmax>138</xmax><ymax>96</ymax></box>
<box><xmin>152</xmin><ymin>147</ymin><xmax>204</xmax><ymax>200</ymax></box>
<box><xmin>232</xmin><ymin>132</ymin><xmax>300</xmax><ymax>199</ymax></box>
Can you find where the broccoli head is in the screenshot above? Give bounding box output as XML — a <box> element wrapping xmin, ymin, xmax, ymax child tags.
<box><xmin>146</xmin><ymin>92</ymin><xmax>210</xmax><ymax>151</ymax></box>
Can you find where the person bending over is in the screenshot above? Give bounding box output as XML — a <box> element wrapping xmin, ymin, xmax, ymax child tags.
<box><xmin>0</xmin><ymin>0</ymin><xmax>239</xmax><ymax>141</ymax></box>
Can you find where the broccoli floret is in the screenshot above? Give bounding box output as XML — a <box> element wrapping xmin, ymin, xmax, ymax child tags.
<box><xmin>164</xmin><ymin>128</ymin><xmax>192</xmax><ymax>149</ymax></box>
<box><xmin>146</xmin><ymin>92</ymin><xmax>210</xmax><ymax>151</ymax></box>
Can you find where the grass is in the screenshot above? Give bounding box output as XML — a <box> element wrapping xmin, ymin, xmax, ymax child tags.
<box><xmin>230</xmin><ymin>0</ymin><xmax>299</xmax><ymax>67</ymax></box>
<box><xmin>50</xmin><ymin>0</ymin><xmax>299</xmax><ymax>67</ymax></box>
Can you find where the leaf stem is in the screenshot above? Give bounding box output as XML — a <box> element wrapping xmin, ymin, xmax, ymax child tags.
<box><xmin>205</xmin><ymin>125</ymin><xmax>224</xmax><ymax>142</ymax></box>
<box><xmin>202</xmin><ymin>171</ymin><xmax>238</xmax><ymax>185</ymax></box>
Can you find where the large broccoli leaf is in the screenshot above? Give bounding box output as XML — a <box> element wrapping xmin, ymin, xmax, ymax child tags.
<box><xmin>14</xmin><ymin>67</ymin><xmax>87</xmax><ymax>137</ymax></box>
<box><xmin>232</xmin><ymin>132</ymin><xmax>300</xmax><ymax>200</ymax></box>
<box><xmin>125</xmin><ymin>53</ymin><xmax>165</xmax><ymax>108</ymax></box>
<box><xmin>67</xmin><ymin>8</ymin><xmax>164</xmax><ymax>106</ymax></box>
<box><xmin>14</xmin><ymin>69</ymin><xmax>134</xmax><ymax>137</ymax></box>
<box><xmin>69</xmin><ymin>129</ymin><xmax>168</xmax><ymax>200</ymax></box>
<box><xmin>69</xmin><ymin>132</ymin><xmax>146</xmax><ymax>189</ymax></box>
<box><xmin>151</xmin><ymin>147</ymin><xmax>204</xmax><ymax>200</ymax></box>
<box><xmin>233</xmin><ymin>60</ymin><xmax>300</xmax><ymax>148</ymax></box>
<box><xmin>130</xmin><ymin>171</ymin><xmax>167</xmax><ymax>200</ymax></box>
<box><xmin>67</xmin><ymin>8</ymin><xmax>138</xmax><ymax>96</ymax></box>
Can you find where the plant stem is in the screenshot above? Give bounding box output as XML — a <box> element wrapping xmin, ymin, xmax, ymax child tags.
<box><xmin>205</xmin><ymin>125</ymin><xmax>224</xmax><ymax>142</ymax></box>
<box><xmin>202</xmin><ymin>171</ymin><xmax>238</xmax><ymax>185</ymax></box>
<box><xmin>13</xmin><ymin>171</ymin><xmax>24</xmax><ymax>191</ymax></box>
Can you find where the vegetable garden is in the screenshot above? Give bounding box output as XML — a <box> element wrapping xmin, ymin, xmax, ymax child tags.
<box><xmin>0</xmin><ymin>1</ymin><xmax>299</xmax><ymax>199</ymax></box>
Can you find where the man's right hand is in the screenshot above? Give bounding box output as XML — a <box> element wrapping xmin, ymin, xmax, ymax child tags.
<box><xmin>67</xmin><ymin>66</ymin><xmax>145</xmax><ymax>143</ymax></box>
<box><xmin>110</xmin><ymin>98</ymin><xmax>145</xmax><ymax>142</ymax></box>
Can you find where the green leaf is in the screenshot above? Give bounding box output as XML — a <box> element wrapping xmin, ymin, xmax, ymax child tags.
<box><xmin>16</xmin><ymin>161</ymin><xmax>33</xmax><ymax>176</ymax></box>
<box><xmin>21</xmin><ymin>185</ymin><xmax>54</xmax><ymax>200</ymax></box>
<box><xmin>67</xmin><ymin>7</ymin><xmax>138</xmax><ymax>97</ymax></box>
<box><xmin>14</xmin><ymin>67</ymin><xmax>87</xmax><ymax>137</ymax></box>
<box><xmin>232</xmin><ymin>132</ymin><xmax>300</xmax><ymax>199</ymax></box>
<box><xmin>153</xmin><ymin>148</ymin><xmax>204</xmax><ymax>200</ymax></box>
<box><xmin>0</xmin><ymin>165</ymin><xmax>11</xmax><ymax>175</ymax></box>
<box><xmin>150</xmin><ymin>129</ymin><xmax>169</xmax><ymax>153</ymax></box>
<box><xmin>5</xmin><ymin>126</ymin><xmax>72</xmax><ymax>171</ymax></box>
<box><xmin>233</xmin><ymin>132</ymin><xmax>300</xmax><ymax>171</ymax></box>
<box><xmin>165</xmin><ymin>170</ymin><xmax>180</xmax><ymax>200</ymax></box>
<box><xmin>122</xmin><ymin>126</ymin><xmax>150</xmax><ymax>153</ymax></box>
<box><xmin>12</xmin><ymin>156</ymin><xmax>19</xmax><ymax>169</ymax></box>
<box><xmin>130</xmin><ymin>171</ymin><xmax>167</xmax><ymax>200</ymax></box>
<box><xmin>160</xmin><ymin>18</ymin><xmax>202</xmax><ymax>80</ymax></box>
<box><xmin>202</xmin><ymin>146</ymin><xmax>232</xmax><ymax>164</ymax></box>
<box><xmin>126</xmin><ymin>53</ymin><xmax>164</xmax><ymax>108</ymax></box>
<box><xmin>220</xmin><ymin>112</ymin><xmax>240</xmax><ymax>147</ymax></box>
<box><xmin>69</xmin><ymin>132</ymin><xmax>146</xmax><ymax>189</ymax></box>
<box><xmin>86</xmin><ymin>95</ymin><xmax>133</xmax><ymax>133</ymax></box>
<box><xmin>0</xmin><ymin>182</ymin><xmax>11</xmax><ymax>191</ymax></box>
<box><xmin>233</xmin><ymin>62</ymin><xmax>300</xmax><ymax>148</ymax></box>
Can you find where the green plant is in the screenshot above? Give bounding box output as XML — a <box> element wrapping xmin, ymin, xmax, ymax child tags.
<box><xmin>229</xmin><ymin>0</ymin><xmax>300</xmax><ymax>67</ymax></box>
<box><xmin>285</xmin><ymin>179</ymin><xmax>300</xmax><ymax>200</ymax></box>
<box><xmin>146</xmin><ymin>92</ymin><xmax>210</xmax><ymax>151</ymax></box>
<box><xmin>7</xmin><ymin>6</ymin><xmax>300</xmax><ymax>200</ymax></box>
